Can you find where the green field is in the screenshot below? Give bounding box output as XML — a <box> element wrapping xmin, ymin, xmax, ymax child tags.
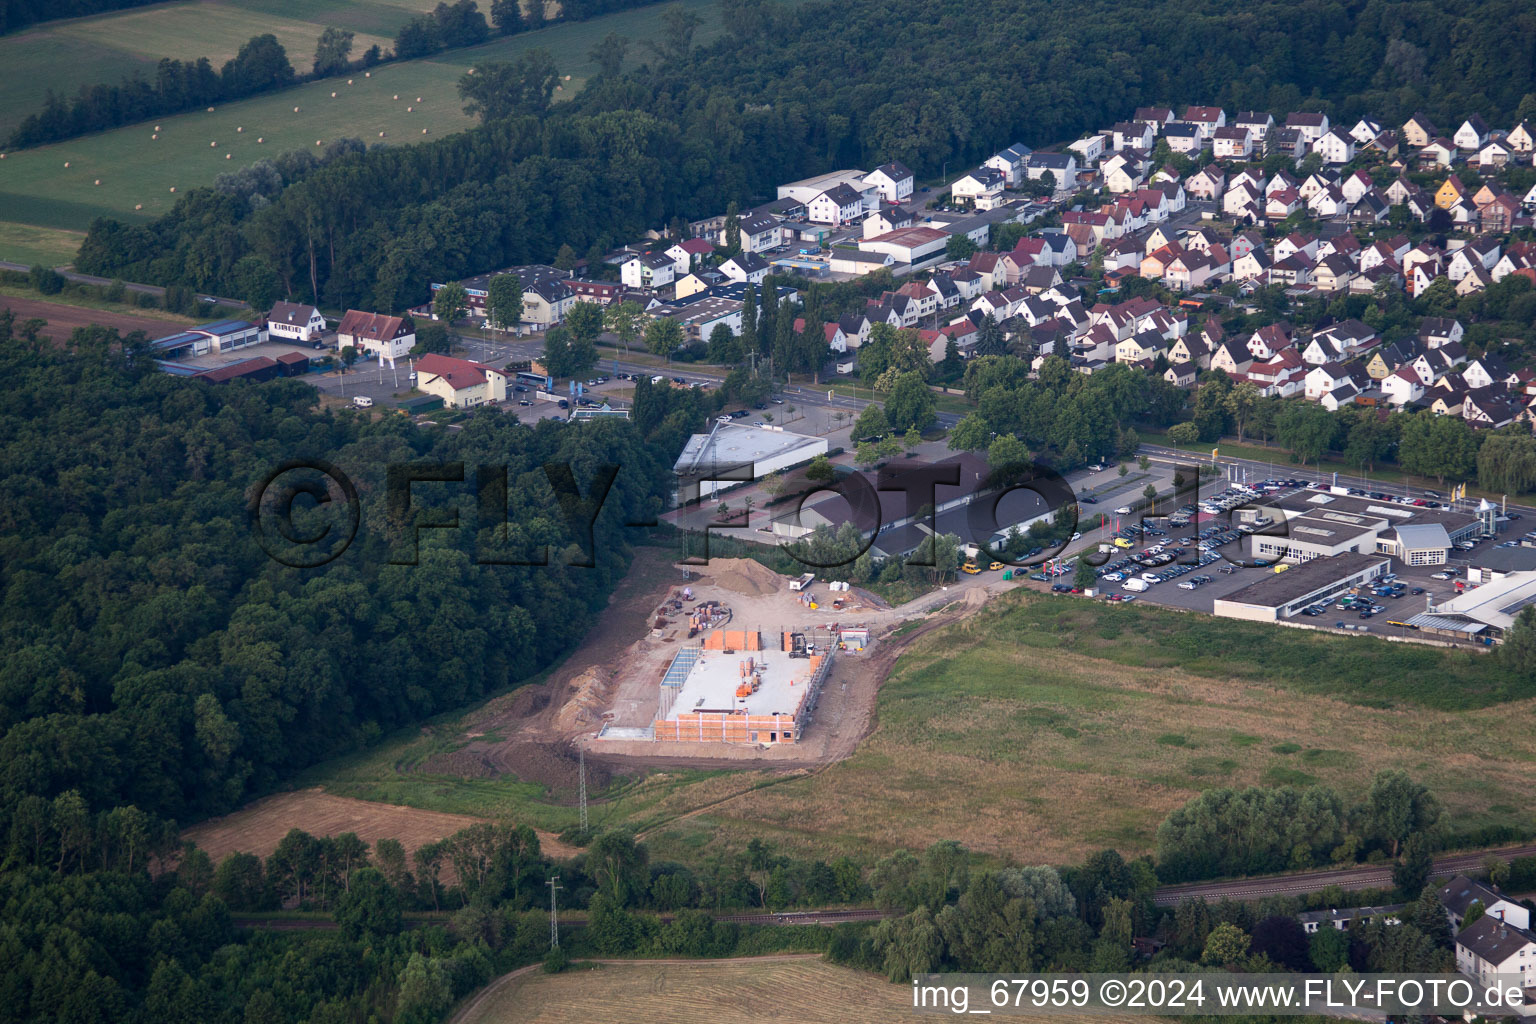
<box><xmin>0</xmin><ymin>0</ymin><xmax>445</xmax><ymax>141</ymax></box>
<box><xmin>0</xmin><ymin>223</ymin><xmax>87</xmax><ymax>266</ymax></box>
<box><xmin>0</xmin><ymin>0</ymin><xmax>729</xmax><ymax>261</ymax></box>
<box><xmin>314</xmin><ymin>590</ymin><xmax>1536</xmax><ymax>872</ymax></box>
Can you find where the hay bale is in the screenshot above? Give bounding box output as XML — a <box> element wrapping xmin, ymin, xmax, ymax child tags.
<box><xmin>155</xmin><ymin>125</ymin><xmax>161</xmax><ymax>131</ymax></box>
<box><xmin>225</xmin><ymin>153</ymin><xmax>231</xmax><ymax>159</ymax></box>
<box><xmin>407</xmin><ymin>106</ymin><xmax>412</xmax><ymax>111</ymax></box>
<box><xmin>347</xmin><ymin>79</ymin><xmax>353</xmax><ymax>85</ymax></box>
<box><xmin>422</xmin><ymin>128</ymin><xmax>428</xmax><ymax>134</ymax></box>
<box><xmin>134</xmin><ymin>204</ymin><xmax>142</xmax><ymax>210</ymax></box>
<box><xmin>257</xmin><ymin>137</ymin><xmax>263</xmax><ymax>143</ymax></box>
<box><xmin>393</xmin><ymin>94</ymin><xmax>398</xmax><ymax>100</ymax></box>
<box><xmin>210</xmin><ymin>140</ymin><xmax>217</xmax><ymax>147</ymax></box>
<box><xmin>331</xmin><ymin>91</ymin><xmax>336</xmax><ymax>97</ymax></box>
<box><xmin>378</xmin><ymin>131</ymin><xmax>385</xmax><ymax>137</ymax></box>
<box><xmin>63</xmin><ymin>161</ymin><xmax>69</xmax><ymax>167</ymax></box>
<box><xmin>207</xmin><ymin>106</ymin><xmax>214</xmax><ymax>112</ymax></box>
<box><xmin>94</xmin><ymin>179</ymin><xmax>100</xmax><ymax>185</ymax></box>
<box><xmin>237</xmin><ymin>126</ymin><xmax>243</xmax><ymax>132</ymax></box>
<box><xmin>169</xmin><ymin>187</ymin><xmax>176</xmax><ymax>192</ymax></box>
<box><xmin>365</xmin><ymin>72</ymin><xmax>370</xmax><ymax>77</ymax></box>
<box><xmin>415</xmin><ymin>96</ymin><xmax>421</xmax><ymax>102</ymax></box>
<box><xmin>294</xmin><ymin>106</ymin><xmax>301</xmax><ymax>112</ymax></box>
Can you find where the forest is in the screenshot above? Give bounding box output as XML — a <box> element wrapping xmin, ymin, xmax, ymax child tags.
<box><xmin>0</xmin><ymin>0</ymin><xmax>154</xmax><ymax>34</ymax></box>
<box><xmin>0</xmin><ymin>308</ymin><xmax>703</xmax><ymax>830</ymax></box>
<box><xmin>73</xmin><ymin>0</ymin><xmax>1536</xmax><ymax>314</ymax></box>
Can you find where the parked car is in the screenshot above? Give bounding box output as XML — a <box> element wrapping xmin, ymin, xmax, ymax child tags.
<box><xmin>1114</xmin><ymin>505</ymin><xmax>1133</xmax><ymax>515</ymax></box>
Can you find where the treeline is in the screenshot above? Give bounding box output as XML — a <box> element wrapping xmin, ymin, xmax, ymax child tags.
<box><xmin>0</xmin><ymin>814</ymin><xmax>840</xmax><ymax>1022</ymax></box>
<box><xmin>74</xmin><ymin>0</ymin><xmax>1536</xmax><ymax>313</ymax></box>
<box><xmin>1155</xmin><ymin>771</ymin><xmax>1441</xmax><ymax>882</ymax></box>
<box><xmin>0</xmin><ymin>309</ymin><xmax>682</xmax><ymax>830</ymax></box>
<box><xmin>7</xmin><ymin>33</ymin><xmax>300</xmax><ymax>148</ymax></box>
<box><xmin>0</xmin><ymin>0</ymin><xmax>155</xmax><ymax>34</ymax></box>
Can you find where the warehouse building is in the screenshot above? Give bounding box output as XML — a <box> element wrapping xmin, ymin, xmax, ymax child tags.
<box><xmin>674</xmin><ymin>422</ymin><xmax>828</xmax><ymax>500</ymax></box>
<box><xmin>1212</xmin><ymin>552</ymin><xmax>1390</xmax><ymax>622</ymax></box>
<box><xmin>649</xmin><ymin>628</ymin><xmax>834</xmax><ymax>744</ymax></box>
<box><xmin>1409</xmin><ymin>571</ymin><xmax>1536</xmax><ymax>641</ymax></box>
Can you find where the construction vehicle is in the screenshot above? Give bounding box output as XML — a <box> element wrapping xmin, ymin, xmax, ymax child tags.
<box><xmin>789</xmin><ymin>572</ymin><xmax>816</xmax><ymax>591</ymax></box>
<box><xmin>961</xmin><ymin>560</ymin><xmax>981</xmax><ymax>574</ymax></box>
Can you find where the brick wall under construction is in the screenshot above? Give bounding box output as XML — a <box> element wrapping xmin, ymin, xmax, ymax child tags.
<box><xmin>652</xmin><ymin>627</ymin><xmax>834</xmax><ymax>744</ymax></box>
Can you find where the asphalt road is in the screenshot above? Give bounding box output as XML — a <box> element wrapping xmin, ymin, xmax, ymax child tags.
<box><xmin>1151</xmin><ymin>844</ymin><xmax>1536</xmax><ymax>906</ymax></box>
<box><xmin>0</xmin><ymin>260</ymin><xmax>247</xmax><ymax>308</ymax></box>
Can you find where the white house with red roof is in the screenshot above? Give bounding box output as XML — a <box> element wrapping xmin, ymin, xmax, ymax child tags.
<box><xmin>414</xmin><ymin>353</ymin><xmax>508</xmax><ymax>409</ymax></box>
<box><xmin>337</xmin><ymin>310</ymin><xmax>416</xmax><ymax>367</ymax></box>
<box><xmin>666</xmin><ymin>237</ymin><xmax>716</xmax><ymax>274</ymax></box>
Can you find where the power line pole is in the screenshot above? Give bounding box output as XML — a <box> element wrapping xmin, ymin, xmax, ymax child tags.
<box><xmin>547</xmin><ymin>876</ymin><xmax>562</xmax><ymax>949</ymax></box>
<box><xmin>578</xmin><ymin>748</ymin><xmax>588</xmax><ymax>833</ymax></box>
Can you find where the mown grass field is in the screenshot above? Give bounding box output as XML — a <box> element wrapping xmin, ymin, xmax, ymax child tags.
<box><xmin>456</xmin><ymin>957</ymin><xmax>1110</xmax><ymax>1024</ymax></box>
<box><xmin>0</xmin><ymin>223</ymin><xmax>87</xmax><ymax>266</ymax></box>
<box><xmin>0</xmin><ymin>0</ymin><xmax>444</xmax><ymax>141</ymax></box>
<box><xmin>315</xmin><ymin>590</ymin><xmax>1536</xmax><ymax>871</ymax></box>
<box><xmin>0</xmin><ymin>0</ymin><xmax>729</xmax><ymax>259</ymax></box>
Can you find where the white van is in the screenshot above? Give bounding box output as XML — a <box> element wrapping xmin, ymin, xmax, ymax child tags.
<box><xmin>352</xmin><ymin>395</ymin><xmax>374</xmax><ymax>408</ymax></box>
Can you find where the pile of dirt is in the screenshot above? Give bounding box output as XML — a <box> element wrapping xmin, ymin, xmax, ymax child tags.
<box><xmin>555</xmin><ymin>667</ymin><xmax>611</xmax><ymax>732</ymax></box>
<box><xmin>703</xmin><ymin>557</ymin><xmax>784</xmax><ymax>597</ymax></box>
<box><xmin>503</xmin><ymin>687</ymin><xmax>550</xmax><ymax>719</ymax></box>
<box><xmin>425</xmin><ymin>747</ymin><xmax>501</xmax><ymax>779</ymax></box>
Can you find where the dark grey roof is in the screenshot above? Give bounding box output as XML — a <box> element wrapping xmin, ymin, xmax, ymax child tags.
<box><xmin>738</xmin><ymin>212</ymin><xmax>780</xmax><ymax>235</ymax></box>
<box><xmin>821</xmin><ymin>182</ymin><xmax>864</xmax><ymax>205</ymax></box>
<box><xmin>1029</xmin><ymin>152</ymin><xmax>1076</xmax><ymax>169</ymax></box>
<box><xmin>1456</xmin><ymin>914</ymin><xmax>1536</xmax><ymax>965</ymax></box>
<box><xmin>873</xmin><ymin>161</ymin><xmax>913</xmax><ymax>181</ymax></box>
<box><xmin>268</xmin><ymin>300</ymin><xmax>322</xmax><ymax>324</ymax></box>
<box><xmin>727</xmin><ymin>251</ymin><xmax>770</xmax><ymax>273</ymax></box>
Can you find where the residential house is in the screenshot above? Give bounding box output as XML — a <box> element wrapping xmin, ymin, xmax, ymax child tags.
<box><xmin>1212</xmin><ymin>125</ymin><xmax>1253</xmax><ymax>160</ymax></box>
<box><xmin>1509</xmin><ymin>120</ymin><xmax>1536</xmax><ymax>153</ymax></box>
<box><xmin>621</xmin><ymin>251</ymin><xmax>677</xmax><ymax>289</ymax></box>
<box><xmin>1476</xmin><ymin>139</ymin><xmax>1513</xmax><ymax>169</ymax></box>
<box><xmin>1309</xmin><ymin>185</ymin><xmax>1349</xmax><ymax>219</ymax></box>
<box><xmin>808</xmin><ymin>183</ymin><xmax>866</xmax><ymax>224</ymax></box>
<box><xmin>863</xmin><ymin>206</ymin><xmax>917</xmax><ymax>238</ymax></box>
<box><xmin>1247</xmin><ymin>324</ymin><xmax>1293</xmax><ymax>361</ymax></box>
<box><xmin>1245</xmin><ymin>347</ymin><xmax>1308</xmax><ymax>396</ymax></box>
<box><xmin>1267</xmin><ymin>126</ymin><xmax>1306</xmax><ymax>162</ymax></box>
<box><xmin>1421</xmin><ymin>316</ymin><xmax>1465</xmax><ymax>348</ymax></box>
<box><xmin>952</xmin><ymin>167</ymin><xmax>1008</xmax><ymax>208</ymax></box>
<box><xmin>1162</xmin><ymin>121</ymin><xmax>1204</xmax><ymax>154</ymax></box>
<box><xmin>1350</xmin><ymin>190</ymin><xmax>1391</xmax><ymax>224</ymax></box>
<box><xmin>1210</xmin><ymin>341</ymin><xmax>1254</xmax><ymax>376</ymax></box>
<box><xmin>1274</xmin><ymin>233</ymin><xmax>1320</xmax><ymax>263</ymax></box>
<box><xmin>1381</xmin><ymin>365</ymin><xmax>1425</xmax><ymax>406</ymax></box>
<box><xmin>1183</xmin><ymin>105</ymin><xmax>1226</xmax><ymax>139</ymax></box>
<box><xmin>1115</xmin><ymin>328</ymin><xmax>1168</xmax><ymax>364</ymax></box>
<box><xmin>1448</xmin><ymin>238</ymin><xmax>1501</xmax><ymax>281</ymax></box>
<box><xmin>863</xmin><ymin>161</ymin><xmax>915</xmax><ymax>202</ymax></box>
<box><xmin>1101</xmin><ymin>153</ymin><xmax>1145</xmax><ymax>193</ymax></box>
<box><xmin>1163</xmin><ymin>363</ymin><xmax>1197</xmax><ymax>387</ymax></box>
<box><xmin>1232</xmin><ymin>248</ymin><xmax>1271</xmax><ymax>282</ymax></box>
<box><xmin>415</xmin><ymin>353</ymin><xmax>507</xmax><ymax>408</ymax></box>
<box><xmin>336</xmin><ymin>310</ymin><xmax>415</xmax><ymax>365</ymax></box>
<box><xmin>1340</xmin><ymin>170</ymin><xmax>1374</xmax><ymax>205</ymax></box>
<box><xmin>1266</xmin><ymin>188</ymin><xmax>1303</xmax><ymax>219</ymax></box>
<box><xmin>1112</xmin><ymin>121</ymin><xmax>1156</xmax><ymax>152</ymax></box>
<box><xmin>1349</xmin><ymin>118</ymin><xmax>1384</xmax><ymax>145</ymax></box>
<box><xmin>1233</xmin><ymin>111</ymin><xmax>1274</xmax><ymax>140</ymax></box>
<box><xmin>1133</xmin><ymin>106</ymin><xmax>1175</xmax><ymax>128</ymax></box>
<box><xmin>1285</xmin><ymin>111</ymin><xmax>1330</xmax><ymax>144</ymax></box>
<box><xmin>1454</xmin><ymin>916</ymin><xmax>1536</xmax><ymax>991</ymax></box>
<box><xmin>1400</xmin><ymin>113</ymin><xmax>1439</xmax><ymax>148</ymax></box>
<box><xmin>983</xmin><ymin>145</ymin><xmax>1032</xmax><ymax>187</ymax></box>
<box><xmin>521</xmin><ymin>277</ymin><xmax>576</xmax><ymax>330</ymax></box>
<box><xmin>1067</xmin><ymin>133</ymin><xmax>1107</xmax><ymax>165</ymax></box>
<box><xmin>1420</xmin><ymin>138</ymin><xmax>1458</xmax><ymax>169</ymax></box>
<box><xmin>1027</xmin><ymin>152</ymin><xmax>1078</xmax><ymax>187</ymax></box>
<box><xmin>1453</xmin><ymin>114</ymin><xmax>1491</xmax><ymax>151</ymax></box>
<box><xmin>266</xmin><ymin>301</ymin><xmax>327</xmax><ymax>343</ymax></box>
<box><xmin>666</xmin><ymin>237</ymin><xmax>716</xmax><ymax>274</ymax></box>
<box><xmin>1313</xmin><ymin>129</ymin><xmax>1356</xmax><ymax>164</ymax></box>
<box><xmin>735</xmin><ymin>212</ymin><xmax>784</xmax><ymax>254</ymax></box>
<box><xmin>1385</xmin><ymin>177</ymin><xmax>1417</xmax><ymax>206</ymax></box>
<box><xmin>1186</xmin><ymin>165</ymin><xmax>1226</xmax><ymax>201</ymax></box>
<box><xmin>1168</xmin><ymin>333</ymin><xmax>1211</xmax><ymax>368</ymax></box>
<box><xmin>1313</xmin><ymin>254</ymin><xmax>1356</xmax><ymax>292</ymax></box>
<box><xmin>719</xmin><ymin>252</ymin><xmax>771</xmax><ymax>285</ymax></box>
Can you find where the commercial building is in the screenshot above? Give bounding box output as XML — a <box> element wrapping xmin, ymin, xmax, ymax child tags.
<box><xmin>649</xmin><ymin>628</ymin><xmax>834</xmax><ymax>744</ymax></box>
<box><xmin>1410</xmin><ymin>570</ymin><xmax>1536</xmax><ymax>640</ymax></box>
<box><xmin>674</xmin><ymin>422</ymin><xmax>828</xmax><ymax>500</ymax></box>
<box><xmin>1212</xmin><ymin>552</ymin><xmax>1390</xmax><ymax>622</ymax></box>
<box><xmin>150</xmin><ymin>319</ymin><xmax>267</xmax><ymax>360</ymax></box>
<box><xmin>413</xmin><ymin>353</ymin><xmax>508</xmax><ymax>409</ymax></box>
<box><xmin>1247</xmin><ymin>489</ymin><xmax>1480</xmax><ymax>564</ymax></box>
<box><xmin>858</xmin><ymin>226</ymin><xmax>950</xmax><ymax>265</ymax></box>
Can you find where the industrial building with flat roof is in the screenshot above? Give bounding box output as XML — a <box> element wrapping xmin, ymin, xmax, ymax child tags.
<box><xmin>1246</xmin><ymin>489</ymin><xmax>1482</xmax><ymax>564</ymax></box>
<box><xmin>1411</xmin><ymin>571</ymin><xmax>1536</xmax><ymax>639</ymax></box>
<box><xmin>650</xmin><ymin>628</ymin><xmax>834</xmax><ymax>744</ymax></box>
<box><xmin>674</xmin><ymin>422</ymin><xmax>828</xmax><ymax>500</ymax></box>
<box><xmin>1213</xmin><ymin>552</ymin><xmax>1390</xmax><ymax>622</ymax></box>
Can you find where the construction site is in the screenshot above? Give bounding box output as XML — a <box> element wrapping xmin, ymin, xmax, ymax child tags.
<box><xmin>593</xmin><ymin>560</ymin><xmax>872</xmax><ymax>747</ymax></box>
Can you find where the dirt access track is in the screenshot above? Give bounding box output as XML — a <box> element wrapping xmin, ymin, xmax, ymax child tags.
<box><xmin>427</xmin><ymin>547</ymin><xmax>988</xmax><ymax>792</ymax></box>
<box><xmin>1</xmin><ymin>294</ymin><xmax>187</xmax><ymax>343</ymax></box>
<box><xmin>181</xmin><ymin>788</ymin><xmax>577</xmax><ymax>865</ymax></box>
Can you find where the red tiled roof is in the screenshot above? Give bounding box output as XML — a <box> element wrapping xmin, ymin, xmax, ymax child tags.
<box><xmin>416</xmin><ymin>353</ymin><xmax>498</xmax><ymax>391</ymax></box>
